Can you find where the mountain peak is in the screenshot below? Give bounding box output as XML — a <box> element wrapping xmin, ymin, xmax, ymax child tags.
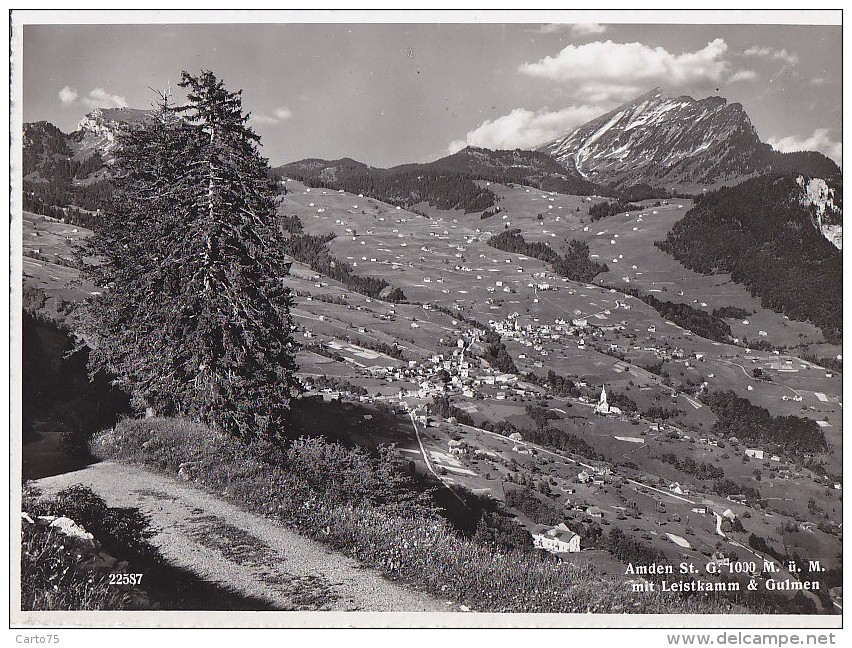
<box><xmin>78</xmin><ymin>107</ymin><xmax>152</xmax><ymax>133</ymax></box>
<box><xmin>73</xmin><ymin>107</ymin><xmax>153</xmax><ymax>159</ymax></box>
<box><xmin>633</xmin><ymin>86</ymin><xmax>663</xmax><ymax>102</ymax></box>
<box><xmin>538</xmin><ymin>89</ymin><xmax>770</xmax><ymax>192</ymax></box>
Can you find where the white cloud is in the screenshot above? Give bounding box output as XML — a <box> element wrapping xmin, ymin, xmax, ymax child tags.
<box><xmin>82</xmin><ymin>87</ymin><xmax>128</xmax><ymax>109</ymax></box>
<box><xmin>726</xmin><ymin>70</ymin><xmax>758</xmax><ymax>84</ymax></box>
<box><xmin>448</xmin><ymin>37</ymin><xmax>807</xmax><ymax>158</ymax></box>
<box><xmin>519</xmin><ymin>39</ymin><xmax>732</xmax><ymax>102</ymax></box>
<box><xmin>249</xmin><ymin>114</ymin><xmax>279</xmax><ymax>125</ymax></box>
<box><xmin>273</xmin><ymin>106</ymin><xmax>293</xmax><ymax>120</ymax></box>
<box><xmin>540</xmin><ymin>23</ymin><xmax>607</xmax><ymax>36</ymax></box>
<box><xmin>768</xmin><ymin>128</ymin><xmax>842</xmax><ymax>167</ymax></box>
<box><xmin>576</xmin><ymin>82</ymin><xmax>643</xmax><ymax>104</ymax></box>
<box><xmin>58</xmin><ymin>86</ymin><xmax>79</xmax><ymax>105</ymax></box>
<box><xmin>59</xmin><ymin>86</ymin><xmax>127</xmax><ymax>109</ymax></box>
<box><xmin>742</xmin><ymin>46</ymin><xmax>798</xmax><ymax>65</ymax></box>
<box><xmin>447</xmin><ymin>104</ymin><xmax>606</xmax><ymax>153</ymax></box>
<box><xmin>249</xmin><ymin>105</ymin><xmax>293</xmax><ymax>125</ymax></box>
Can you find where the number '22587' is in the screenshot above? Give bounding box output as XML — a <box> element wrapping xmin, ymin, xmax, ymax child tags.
<box><xmin>109</xmin><ymin>573</ymin><xmax>143</xmax><ymax>585</ymax></box>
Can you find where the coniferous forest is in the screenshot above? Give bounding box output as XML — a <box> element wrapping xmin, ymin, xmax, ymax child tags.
<box><xmin>703</xmin><ymin>390</ymin><xmax>828</xmax><ymax>457</ymax></box>
<box><xmin>658</xmin><ymin>174</ymin><xmax>843</xmax><ymax>342</ymax></box>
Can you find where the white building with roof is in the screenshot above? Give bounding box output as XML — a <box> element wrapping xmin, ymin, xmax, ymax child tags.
<box><xmin>594</xmin><ymin>385</ymin><xmax>622</xmax><ymax>416</ymax></box>
<box><xmin>531</xmin><ymin>522</ymin><xmax>581</xmax><ymax>554</ymax></box>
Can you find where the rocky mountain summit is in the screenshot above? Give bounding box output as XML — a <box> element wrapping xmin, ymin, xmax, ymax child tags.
<box><xmin>538</xmin><ymin>88</ymin><xmax>839</xmax><ymax>193</ymax></box>
<box><xmin>75</xmin><ymin>107</ymin><xmax>153</xmax><ymax>161</ymax></box>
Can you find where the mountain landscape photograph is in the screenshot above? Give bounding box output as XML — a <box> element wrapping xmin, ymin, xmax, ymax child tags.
<box><xmin>10</xmin><ymin>10</ymin><xmax>844</xmax><ymax>632</ymax></box>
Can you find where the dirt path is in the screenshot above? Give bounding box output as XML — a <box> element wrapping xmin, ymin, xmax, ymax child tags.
<box><xmin>33</xmin><ymin>461</ymin><xmax>448</xmax><ymax>612</ymax></box>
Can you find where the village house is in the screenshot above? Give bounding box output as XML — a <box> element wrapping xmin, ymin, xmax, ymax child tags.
<box><xmin>448</xmin><ymin>439</ymin><xmax>467</xmax><ymax>455</ymax></box>
<box><xmin>586</xmin><ymin>506</ymin><xmax>605</xmax><ymax>519</ymax></box>
<box><xmin>531</xmin><ymin>522</ymin><xmax>581</xmax><ymax>554</ymax></box>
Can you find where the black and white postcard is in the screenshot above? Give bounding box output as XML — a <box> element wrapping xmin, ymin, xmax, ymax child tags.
<box><xmin>8</xmin><ymin>8</ymin><xmax>845</xmax><ymax>639</ymax></box>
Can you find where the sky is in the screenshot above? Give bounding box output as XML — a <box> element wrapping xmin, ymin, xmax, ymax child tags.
<box><xmin>20</xmin><ymin>17</ymin><xmax>842</xmax><ymax>168</ymax></box>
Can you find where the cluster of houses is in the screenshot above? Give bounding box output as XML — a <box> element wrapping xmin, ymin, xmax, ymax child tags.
<box><xmin>576</xmin><ymin>464</ymin><xmax>621</xmax><ymax>488</ymax></box>
<box><xmin>668</xmin><ymin>481</ymin><xmax>692</xmax><ymax>496</ymax></box>
<box><xmin>353</xmin><ymin>328</ymin><xmax>538</xmax><ymax>403</ymax></box>
<box><xmin>487</xmin><ymin>311</ymin><xmax>692</xmax><ymax>373</ymax></box>
<box><xmin>530</xmin><ymin>502</ymin><xmax>617</xmax><ymax>555</ymax></box>
<box><xmin>489</xmin><ymin>313</ymin><xmax>610</xmax><ymax>356</ymax></box>
<box><xmin>744</xmin><ymin>448</ymin><xmax>782</xmax><ymax>463</ymax></box>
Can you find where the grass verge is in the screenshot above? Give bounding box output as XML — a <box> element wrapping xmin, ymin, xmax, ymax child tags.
<box><xmin>21</xmin><ymin>483</ymin><xmax>282</xmax><ymax>611</ymax></box>
<box><xmin>92</xmin><ymin>416</ymin><xmax>734</xmax><ymax>613</ymax></box>
<box><xmin>21</xmin><ymin>484</ymin><xmax>153</xmax><ymax>611</ymax></box>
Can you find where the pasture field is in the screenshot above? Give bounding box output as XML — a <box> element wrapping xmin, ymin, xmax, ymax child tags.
<box><xmin>21</xmin><ymin>211</ymin><xmax>97</xmax><ymax>307</ymax></box>
<box><xmin>21</xmin><ymin>179</ymin><xmax>842</xmax><ymax>612</ymax></box>
<box><xmin>406</xmin><ymin>413</ymin><xmax>819</xmax><ymax>600</ymax></box>
<box><xmin>280</xmin><ymin>180</ymin><xmax>839</xmax><ymax>404</ymax></box>
<box><xmin>483</xmin><ymin>188</ymin><xmax>827</xmax><ymax>349</ymax></box>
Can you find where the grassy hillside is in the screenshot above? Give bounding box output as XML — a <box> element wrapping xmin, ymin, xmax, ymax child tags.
<box><xmin>273</xmin><ymin>147</ymin><xmax>614</xmax><ymax>215</ymax></box>
<box><xmin>274</xmin><ymin>157</ymin><xmax>496</xmax><ymax>213</ymax></box>
<box><xmin>91</xmin><ymin>416</ymin><xmax>733</xmax><ymax>614</ymax></box>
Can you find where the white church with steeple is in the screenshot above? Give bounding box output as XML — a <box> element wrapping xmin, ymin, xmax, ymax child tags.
<box><xmin>594</xmin><ymin>385</ymin><xmax>622</xmax><ymax>416</ymax></box>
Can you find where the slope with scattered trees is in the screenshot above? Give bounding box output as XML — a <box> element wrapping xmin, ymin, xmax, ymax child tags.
<box><xmin>281</xmin><ymin>226</ymin><xmax>407</xmax><ymax>302</ymax></box>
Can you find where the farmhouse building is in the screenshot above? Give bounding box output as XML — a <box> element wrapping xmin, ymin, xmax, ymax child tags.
<box><xmin>531</xmin><ymin>522</ymin><xmax>581</xmax><ymax>554</ymax></box>
<box><xmin>448</xmin><ymin>439</ymin><xmax>467</xmax><ymax>455</ymax></box>
<box><xmin>586</xmin><ymin>506</ymin><xmax>605</xmax><ymax>518</ymax></box>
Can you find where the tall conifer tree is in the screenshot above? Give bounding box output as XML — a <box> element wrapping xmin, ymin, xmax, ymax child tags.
<box><xmin>78</xmin><ymin>71</ymin><xmax>301</xmax><ymax>440</ymax></box>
